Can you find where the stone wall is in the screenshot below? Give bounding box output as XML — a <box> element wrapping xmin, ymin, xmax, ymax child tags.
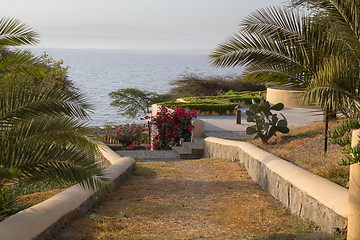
<box><xmin>266</xmin><ymin>87</ymin><xmax>304</xmax><ymax>107</ymax></box>
<box><xmin>203</xmin><ymin>137</ymin><xmax>348</xmax><ymax>234</ymax></box>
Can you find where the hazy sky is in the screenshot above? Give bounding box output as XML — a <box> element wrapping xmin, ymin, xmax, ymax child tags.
<box><xmin>3</xmin><ymin>0</ymin><xmax>287</xmax><ymax>50</ymax></box>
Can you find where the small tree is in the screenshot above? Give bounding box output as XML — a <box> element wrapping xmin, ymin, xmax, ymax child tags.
<box><xmin>109</xmin><ymin>88</ymin><xmax>171</xmax><ymax>118</ymax></box>
<box><xmin>169</xmin><ymin>73</ymin><xmax>266</xmax><ymax>97</ymax></box>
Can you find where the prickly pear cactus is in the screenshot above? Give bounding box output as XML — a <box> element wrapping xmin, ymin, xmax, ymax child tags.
<box><xmin>246</xmin><ymin>93</ymin><xmax>289</xmax><ymax>143</ymax></box>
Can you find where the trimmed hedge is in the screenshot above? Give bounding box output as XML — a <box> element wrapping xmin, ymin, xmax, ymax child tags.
<box><xmin>158</xmin><ymin>91</ymin><xmax>263</xmax><ymax>115</ymax></box>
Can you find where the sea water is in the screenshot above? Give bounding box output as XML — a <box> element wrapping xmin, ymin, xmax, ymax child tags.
<box><xmin>31</xmin><ymin>48</ymin><xmax>243</xmax><ymax>126</ymax></box>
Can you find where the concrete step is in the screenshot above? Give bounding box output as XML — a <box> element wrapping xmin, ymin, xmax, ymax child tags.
<box><xmin>192</xmin><ymin>138</ymin><xmax>205</xmax><ymax>148</ymax></box>
<box><xmin>182</xmin><ymin>142</ymin><xmax>204</xmax><ymax>155</ymax></box>
<box><xmin>172</xmin><ymin>146</ymin><xmax>201</xmax><ymax>159</ymax></box>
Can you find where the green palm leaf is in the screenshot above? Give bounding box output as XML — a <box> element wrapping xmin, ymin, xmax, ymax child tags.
<box><xmin>0</xmin><ymin>87</ymin><xmax>106</xmax><ymax>190</ymax></box>
<box><xmin>0</xmin><ymin>49</ymin><xmax>44</xmax><ymax>76</ymax></box>
<box><xmin>210</xmin><ymin>3</ymin><xmax>360</xmax><ymax>114</ymax></box>
<box><xmin>0</xmin><ymin>17</ymin><xmax>39</xmax><ymax>47</ymax></box>
<box><xmin>301</xmin><ymin>56</ymin><xmax>360</xmax><ymax>115</ymax></box>
<box><xmin>0</xmin><ymin>17</ymin><xmax>108</xmax><ymax>216</ymax></box>
<box><xmin>0</xmin><ymin>86</ymin><xmax>92</xmax><ymax>123</ymax></box>
<box><xmin>327</xmin><ymin>0</ymin><xmax>360</xmax><ymax>59</ymax></box>
<box><xmin>210</xmin><ymin>7</ymin><xmax>337</xmax><ymax>89</ymax></box>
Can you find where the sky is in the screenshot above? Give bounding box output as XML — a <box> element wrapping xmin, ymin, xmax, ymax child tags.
<box><xmin>2</xmin><ymin>0</ymin><xmax>287</xmax><ymax>50</ymax></box>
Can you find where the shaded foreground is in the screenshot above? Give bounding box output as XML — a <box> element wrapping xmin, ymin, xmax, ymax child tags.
<box><xmin>56</xmin><ymin>158</ymin><xmax>341</xmax><ymax>239</ymax></box>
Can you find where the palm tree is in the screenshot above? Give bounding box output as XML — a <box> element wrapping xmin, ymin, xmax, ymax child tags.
<box><xmin>210</xmin><ymin>4</ymin><xmax>360</xmax><ymax>116</ymax></box>
<box><xmin>210</xmin><ymin>1</ymin><xmax>360</xmax><ymax>154</ymax></box>
<box><xmin>0</xmin><ymin>18</ymin><xmax>107</xmax><ymax>217</ymax></box>
<box><xmin>211</xmin><ymin>2</ymin><xmax>360</xmax><ymax>237</ymax></box>
<box><xmin>0</xmin><ymin>86</ymin><xmax>105</xmax><ymax>187</ymax></box>
<box><xmin>299</xmin><ymin>0</ymin><xmax>360</xmax><ymax>114</ymax></box>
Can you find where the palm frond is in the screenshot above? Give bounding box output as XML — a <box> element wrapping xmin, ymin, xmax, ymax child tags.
<box><xmin>242</xmin><ymin>66</ymin><xmax>310</xmax><ymax>88</ymax></box>
<box><xmin>301</xmin><ymin>55</ymin><xmax>360</xmax><ymax>114</ymax></box>
<box><xmin>241</xmin><ymin>7</ymin><xmax>304</xmax><ymax>39</ymax></box>
<box><xmin>0</xmin><ymin>85</ymin><xmax>104</xmax><ymax>192</ymax></box>
<box><xmin>326</xmin><ymin>0</ymin><xmax>360</xmax><ymax>60</ymax></box>
<box><xmin>0</xmin><ymin>17</ymin><xmax>107</xmax><ymax>200</ymax></box>
<box><xmin>4</xmin><ymin>143</ymin><xmax>106</xmax><ymax>190</ymax></box>
<box><xmin>210</xmin><ymin>30</ymin><xmax>310</xmax><ymax>71</ymax></box>
<box><xmin>301</xmin><ymin>86</ymin><xmax>360</xmax><ymax>116</ymax></box>
<box><xmin>0</xmin><ymin>17</ymin><xmax>39</xmax><ymax>47</ymax></box>
<box><xmin>210</xmin><ymin>7</ymin><xmax>337</xmax><ymax>89</ymax></box>
<box><xmin>0</xmin><ymin>49</ymin><xmax>44</xmax><ymax>76</ymax></box>
<box><xmin>0</xmin><ymin>86</ymin><xmax>92</xmax><ymax>124</ymax></box>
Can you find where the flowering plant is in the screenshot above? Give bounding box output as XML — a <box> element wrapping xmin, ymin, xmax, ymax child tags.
<box><xmin>151</xmin><ymin>105</ymin><xmax>197</xmax><ymax>150</ymax></box>
<box><xmin>95</xmin><ymin>124</ymin><xmax>148</xmax><ymax>150</ymax></box>
<box><xmin>114</xmin><ymin>124</ymin><xmax>148</xmax><ymax>149</ymax></box>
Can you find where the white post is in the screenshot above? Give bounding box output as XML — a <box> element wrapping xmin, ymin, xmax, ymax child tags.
<box><xmin>191</xmin><ymin>119</ymin><xmax>205</xmax><ymax>142</ymax></box>
<box><xmin>347</xmin><ymin>129</ymin><xmax>360</xmax><ymax>240</ymax></box>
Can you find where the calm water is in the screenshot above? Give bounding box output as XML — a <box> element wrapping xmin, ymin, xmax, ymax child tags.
<box><xmin>31</xmin><ymin>48</ymin><xmax>243</xmax><ymax>126</ymax></box>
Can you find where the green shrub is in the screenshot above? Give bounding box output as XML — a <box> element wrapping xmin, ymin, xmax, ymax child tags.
<box><xmin>94</xmin><ymin>124</ymin><xmax>149</xmax><ymax>150</ymax></box>
<box><xmin>162</xmin><ymin>101</ymin><xmax>237</xmax><ymax>115</ymax></box>
<box><xmin>328</xmin><ymin>117</ymin><xmax>360</xmax><ymax>165</ymax></box>
<box><xmin>159</xmin><ymin>90</ymin><xmax>263</xmax><ymax>115</ymax></box>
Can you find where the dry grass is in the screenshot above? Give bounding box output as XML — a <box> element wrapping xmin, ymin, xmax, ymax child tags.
<box><xmin>248</xmin><ymin>120</ymin><xmax>349</xmax><ymax>188</ymax></box>
<box><xmin>55</xmin><ymin>158</ymin><xmax>342</xmax><ymax>240</ymax></box>
<box><xmin>17</xmin><ymin>189</ymin><xmax>65</xmax><ymax>207</ymax></box>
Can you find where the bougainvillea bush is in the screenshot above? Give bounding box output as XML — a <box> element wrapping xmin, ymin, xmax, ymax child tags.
<box><xmin>151</xmin><ymin>105</ymin><xmax>197</xmax><ymax>150</ymax></box>
<box><xmin>95</xmin><ymin>124</ymin><xmax>149</xmax><ymax>150</ymax></box>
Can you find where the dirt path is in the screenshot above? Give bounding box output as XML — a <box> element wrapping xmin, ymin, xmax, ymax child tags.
<box><xmin>56</xmin><ymin>158</ymin><xmax>339</xmax><ymax>240</ymax></box>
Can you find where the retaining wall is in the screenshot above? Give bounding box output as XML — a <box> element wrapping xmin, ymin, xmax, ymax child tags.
<box><xmin>0</xmin><ymin>145</ymin><xmax>135</xmax><ymax>240</ymax></box>
<box><xmin>203</xmin><ymin>137</ymin><xmax>348</xmax><ymax>234</ymax></box>
<box><xmin>266</xmin><ymin>87</ymin><xmax>304</xmax><ymax>107</ymax></box>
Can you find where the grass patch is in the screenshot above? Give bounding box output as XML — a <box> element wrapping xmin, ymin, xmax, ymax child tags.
<box><xmin>8</xmin><ymin>180</ymin><xmax>70</xmax><ymax>195</ymax></box>
<box><xmin>133</xmin><ymin>165</ymin><xmax>157</xmax><ymax>177</ymax></box>
<box><xmin>4</xmin><ymin>181</ymin><xmax>71</xmax><ymax>213</ymax></box>
<box><xmin>17</xmin><ymin>189</ymin><xmax>65</xmax><ymax>207</ymax></box>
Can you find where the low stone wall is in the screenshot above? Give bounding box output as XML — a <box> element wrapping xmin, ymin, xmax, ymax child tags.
<box><xmin>0</xmin><ymin>145</ymin><xmax>135</xmax><ymax>240</ymax></box>
<box><xmin>266</xmin><ymin>87</ymin><xmax>304</xmax><ymax>107</ymax></box>
<box><xmin>203</xmin><ymin>137</ymin><xmax>348</xmax><ymax>234</ymax></box>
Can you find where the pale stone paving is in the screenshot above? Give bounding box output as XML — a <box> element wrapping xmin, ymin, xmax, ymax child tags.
<box><xmin>117</xmin><ymin>150</ymin><xmax>182</xmax><ymax>161</ymax></box>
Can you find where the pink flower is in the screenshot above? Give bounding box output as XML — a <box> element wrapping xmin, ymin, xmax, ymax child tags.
<box><xmin>150</xmin><ymin>105</ymin><xmax>197</xmax><ymax>150</ymax></box>
<box><xmin>126</xmin><ymin>142</ymin><xmax>136</xmax><ymax>150</ymax></box>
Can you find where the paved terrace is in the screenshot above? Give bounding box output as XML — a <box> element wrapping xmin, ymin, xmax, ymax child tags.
<box><xmin>198</xmin><ymin>107</ymin><xmax>323</xmax><ymax>139</ymax></box>
<box><xmin>118</xmin><ymin>107</ymin><xmax>323</xmax><ymax>161</ymax></box>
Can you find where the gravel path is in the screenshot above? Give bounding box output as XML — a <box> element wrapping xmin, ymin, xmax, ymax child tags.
<box><xmin>56</xmin><ymin>158</ymin><xmax>337</xmax><ymax>240</ymax></box>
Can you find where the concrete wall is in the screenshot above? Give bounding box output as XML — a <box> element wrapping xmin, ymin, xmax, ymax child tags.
<box><xmin>203</xmin><ymin>137</ymin><xmax>348</xmax><ymax>234</ymax></box>
<box><xmin>0</xmin><ymin>145</ymin><xmax>135</xmax><ymax>240</ymax></box>
<box><xmin>266</xmin><ymin>87</ymin><xmax>304</xmax><ymax>107</ymax></box>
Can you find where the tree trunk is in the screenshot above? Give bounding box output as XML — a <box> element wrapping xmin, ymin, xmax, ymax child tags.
<box><xmin>323</xmin><ymin>109</ymin><xmax>336</xmax><ymax>153</ymax></box>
